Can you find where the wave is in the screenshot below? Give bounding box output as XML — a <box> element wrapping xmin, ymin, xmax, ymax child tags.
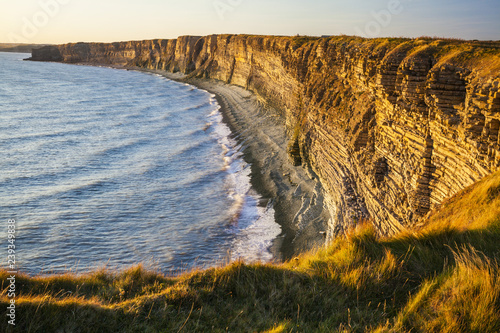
<box><xmin>1</xmin><ymin>128</ymin><xmax>89</xmax><ymax>142</ymax></box>
<box><xmin>230</xmin><ymin>200</ymin><xmax>280</xmax><ymax>263</ymax></box>
<box><xmin>179</xmin><ymin>101</ymin><xmax>213</xmax><ymax>113</ymax></box>
<box><xmin>8</xmin><ymin>176</ymin><xmax>116</xmax><ymax>207</ymax></box>
<box><xmin>91</xmin><ymin>138</ymin><xmax>151</xmax><ymax>160</ymax></box>
<box><xmin>175</xmin><ymin>169</ymin><xmax>225</xmax><ymax>191</ymax></box>
<box><xmin>227</xmin><ymin>192</ymin><xmax>245</xmax><ymax>226</ymax></box>
<box><xmin>167</xmin><ymin>137</ymin><xmax>212</xmax><ymax>160</ymax></box>
<box><xmin>202</xmin><ymin>92</ymin><xmax>282</xmax><ymax>263</ymax></box>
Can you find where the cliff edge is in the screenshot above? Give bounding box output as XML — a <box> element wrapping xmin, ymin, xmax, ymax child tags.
<box><xmin>29</xmin><ymin>35</ymin><xmax>500</xmax><ymax>238</ymax></box>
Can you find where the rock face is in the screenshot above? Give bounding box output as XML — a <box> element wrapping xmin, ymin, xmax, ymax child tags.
<box><xmin>29</xmin><ymin>35</ymin><xmax>500</xmax><ymax>238</ymax></box>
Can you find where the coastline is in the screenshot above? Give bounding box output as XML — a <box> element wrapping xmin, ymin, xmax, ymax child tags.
<box><xmin>142</xmin><ymin>69</ymin><xmax>331</xmax><ymax>260</ymax></box>
<box><xmin>34</xmin><ymin>60</ymin><xmax>332</xmax><ymax>261</ymax></box>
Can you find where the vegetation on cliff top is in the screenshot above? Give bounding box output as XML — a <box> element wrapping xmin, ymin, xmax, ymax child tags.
<box><xmin>2</xmin><ymin>169</ymin><xmax>500</xmax><ymax>332</ymax></box>
<box><xmin>286</xmin><ymin>35</ymin><xmax>500</xmax><ymax>79</ymax></box>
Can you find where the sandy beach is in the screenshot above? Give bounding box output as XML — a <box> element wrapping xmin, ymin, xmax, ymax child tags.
<box><xmin>141</xmin><ymin>70</ymin><xmax>331</xmax><ymax>260</ymax></box>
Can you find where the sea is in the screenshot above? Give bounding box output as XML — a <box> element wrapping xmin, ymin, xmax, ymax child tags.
<box><xmin>0</xmin><ymin>52</ymin><xmax>281</xmax><ymax>275</ymax></box>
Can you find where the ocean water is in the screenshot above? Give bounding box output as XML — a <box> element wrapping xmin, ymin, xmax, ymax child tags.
<box><xmin>0</xmin><ymin>52</ymin><xmax>281</xmax><ymax>275</ymax></box>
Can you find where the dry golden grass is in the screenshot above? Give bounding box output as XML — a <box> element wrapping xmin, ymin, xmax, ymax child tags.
<box><xmin>2</xmin><ymin>171</ymin><xmax>500</xmax><ymax>332</ymax></box>
<box><xmin>424</xmin><ymin>171</ymin><xmax>500</xmax><ymax>231</ymax></box>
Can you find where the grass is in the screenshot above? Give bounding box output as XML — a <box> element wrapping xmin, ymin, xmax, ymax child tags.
<box><xmin>3</xmin><ymin>170</ymin><xmax>500</xmax><ymax>332</ymax></box>
<box><xmin>290</xmin><ymin>35</ymin><xmax>319</xmax><ymax>50</ymax></box>
<box><xmin>320</xmin><ymin>36</ymin><xmax>500</xmax><ymax>80</ymax></box>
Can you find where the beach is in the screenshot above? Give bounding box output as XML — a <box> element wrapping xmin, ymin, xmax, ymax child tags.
<box><xmin>147</xmin><ymin>70</ymin><xmax>331</xmax><ymax>260</ymax></box>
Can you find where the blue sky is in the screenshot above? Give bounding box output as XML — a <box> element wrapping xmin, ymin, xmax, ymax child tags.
<box><xmin>1</xmin><ymin>0</ymin><xmax>499</xmax><ymax>44</ymax></box>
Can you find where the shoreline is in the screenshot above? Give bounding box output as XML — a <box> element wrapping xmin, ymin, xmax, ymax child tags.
<box><xmin>143</xmin><ymin>69</ymin><xmax>331</xmax><ymax>260</ymax></box>
<box><xmin>34</xmin><ymin>60</ymin><xmax>332</xmax><ymax>262</ymax></box>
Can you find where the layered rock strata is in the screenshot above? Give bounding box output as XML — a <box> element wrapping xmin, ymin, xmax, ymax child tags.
<box><xmin>30</xmin><ymin>36</ymin><xmax>500</xmax><ymax>238</ymax></box>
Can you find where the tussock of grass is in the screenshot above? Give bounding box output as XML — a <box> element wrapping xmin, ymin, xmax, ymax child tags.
<box><xmin>3</xmin><ymin>171</ymin><xmax>500</xmax><ymax>332</ymax></box>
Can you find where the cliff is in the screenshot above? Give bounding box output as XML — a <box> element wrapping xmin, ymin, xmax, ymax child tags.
<box><xmin>29</xmin><ymin>35</ymin><xmax>500</xmax><ymax>237</ymax></box>
<box><xmin>0</xmin><ymin>43</ymin><xmax>50</xmax><ymax>53</ymax></box>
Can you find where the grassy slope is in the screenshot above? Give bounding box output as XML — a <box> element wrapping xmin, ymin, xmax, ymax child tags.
<box><xmin>2</xmin><ymin>170</ymin><xmax>500</xmax><ymax>332</ymax></box>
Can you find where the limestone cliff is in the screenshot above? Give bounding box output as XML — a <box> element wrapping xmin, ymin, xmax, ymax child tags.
<box><xmin>29</xmin><ymin>35</ymin><xmax>500</xmax><ymax>237</ymax></box>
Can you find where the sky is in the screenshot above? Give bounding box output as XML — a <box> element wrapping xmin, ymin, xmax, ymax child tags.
<box><xmin>1</xmin><ymin>0</ymin><xmax>499</xmax><ymax>44</ymax></box>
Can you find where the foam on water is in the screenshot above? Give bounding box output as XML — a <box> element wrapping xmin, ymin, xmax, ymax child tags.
<box><xmin>204</xmin><ymin>94</ymin><xmax>281</xmax><ymax>263</ymax></box>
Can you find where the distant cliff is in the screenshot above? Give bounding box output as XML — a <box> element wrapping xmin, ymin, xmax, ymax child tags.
<box><xmin>30</xmin><ymin>35</ymin><xmax>500</xmax><ymax>237</ymax></box>
<box><xmin>0</xmin><ymin>43</ymin><xmax>50</xmax><ymax>53</ymax></box>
